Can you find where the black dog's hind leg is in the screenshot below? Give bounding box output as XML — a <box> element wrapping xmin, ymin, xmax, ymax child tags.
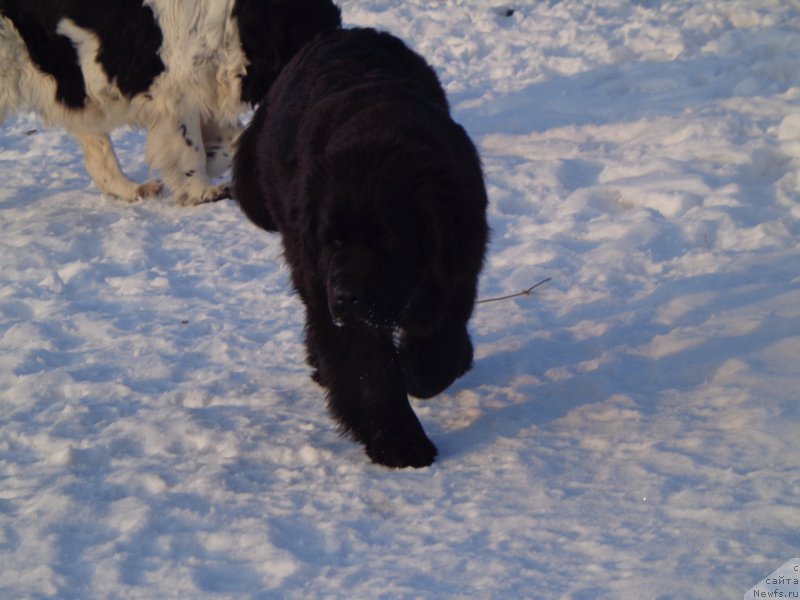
<box><xmin>305</xmin><ymin>307</ymin><xmax>437</xmax><ymax>468</ymax></box>
<box><xmin>402</xmin><ymin>318</ymin><xmax>474</xmax><ymax>400</ymax></box>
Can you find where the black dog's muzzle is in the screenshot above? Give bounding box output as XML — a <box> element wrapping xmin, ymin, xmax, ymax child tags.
<box><xmin>328</xmin><ymin>273</ymin><xmax>367</xmax><ymax>326</ymax></box>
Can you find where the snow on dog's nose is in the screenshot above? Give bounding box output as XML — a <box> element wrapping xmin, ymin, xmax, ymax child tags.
<box><xmin>328</xmin><ymin>273</ymin><xmax>366</xmax><ymax>326</ymax></box>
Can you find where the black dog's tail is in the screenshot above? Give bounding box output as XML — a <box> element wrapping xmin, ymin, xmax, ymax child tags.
<box><xmin>232</xmin><ymin>105</ymin><xmax>278</xmax><ymax>232</ymax></box>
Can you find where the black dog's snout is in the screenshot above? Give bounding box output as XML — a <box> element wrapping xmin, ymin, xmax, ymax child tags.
<box><xmin>332</xmin><ymin>279</ymin><xmax>363</xmax><ymax>308</ymax></box>
<box><xmin>331</xmin><ymin>276</ymin><xmax>364</xmax><ymax>315</ymax></box>
<box><xmin>329</xmin><ymin>274</ymin><xmax>366</xmax><ymax>325</ymax></box>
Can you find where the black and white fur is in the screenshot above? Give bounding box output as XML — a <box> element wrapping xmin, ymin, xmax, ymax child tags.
<box><xmin>0</xmin><ymin>0</ymin><xmax>341</xmax><ymax>205</ymax></box>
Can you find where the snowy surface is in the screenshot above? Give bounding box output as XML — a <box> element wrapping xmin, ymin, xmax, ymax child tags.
<box><xmin>2</xmin><ymin>0</ymin><xmax>799</xmax><ymax>598</ymax></box>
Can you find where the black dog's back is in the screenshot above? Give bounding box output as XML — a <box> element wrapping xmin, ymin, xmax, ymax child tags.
<box><xmin>286</xmin><ymin>27</ymin><xmax>449</xmax><ymax>108</ymax></box>
<box><xmin>235</xmin><ymin>28</ymin><xmax>454</xmax><ymax>228</ymax></box>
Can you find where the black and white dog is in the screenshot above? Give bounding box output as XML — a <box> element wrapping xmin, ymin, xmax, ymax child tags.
<box><xmin>0</xmin><ymin>0</ymin><xmax>341</xmax><ymax>205</ymax></box>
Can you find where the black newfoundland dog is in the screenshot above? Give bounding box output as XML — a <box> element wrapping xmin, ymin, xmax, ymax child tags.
<box><xmin>233</xmin><ymin>28</ymin><xmax>489</xmax><ymax>468</ymax></box>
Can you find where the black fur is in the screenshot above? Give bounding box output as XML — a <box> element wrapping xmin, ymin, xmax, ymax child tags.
<box><xmin>234</xmin><ymin>28</ymin><xmax>489</xmax><ymax>468</ymax></box>
<box><xmin>233</xmin><ymin>0</ymin><xmax>342</xmax><ymax>106</ymax></box>
<box><xmin>0</xmin><ymin>0</ymin><xmax>165</xmax><ymax>108</ymax></box>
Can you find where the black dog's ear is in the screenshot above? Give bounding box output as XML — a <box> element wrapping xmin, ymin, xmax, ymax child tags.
<box><xmin>420</xmin><ymin>198</ymin><xmax>458</xmax><ymax>283</ymax></box>
<box><xmin>420</xmin><ymin>167</ymin><xmax>489</xmax><ymax>285</ymax></box>
<box><xmin>233</xmin><ymin>0</ymin><xmax>342</xmax><ymax>105</ymax></box>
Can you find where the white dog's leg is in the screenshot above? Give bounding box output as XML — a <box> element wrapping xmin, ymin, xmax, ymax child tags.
<box><xmin>76</xmin><ymin>131</ymin><xmax>163</xmax><ymax>201</ymax></box>
<box><xmin>146</xmin><ymin>112</ymin><xmax>230</xmax><ymax>206</ymax></box>
<box><xmin>201</xmin><ymin>118</ymin><xmax>241</xmax><ymax>179</ymax></box>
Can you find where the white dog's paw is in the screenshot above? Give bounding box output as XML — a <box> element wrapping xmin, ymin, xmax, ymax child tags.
<box><xmin>134</xmin><ymin>180</ymin><xmax>164</xmax><ymax>201</ymax></box>
<box><xmin>177</xmin><ymin>183</ymin><xmax>231</xmax><ymax>206</ymax></box>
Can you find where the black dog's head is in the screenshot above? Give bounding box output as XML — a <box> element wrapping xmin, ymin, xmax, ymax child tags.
<box><xmin>309</xmin><ymin>143</ymin><xmax>465</xmax><ymax>332</ymax></box>
<box><xmin>233</xmin><ymin>0</ymin><xmax>342</xmax><ymax>105</ymax></box>
<box><xmin>322</xmin><ymin>206</ymin><xmax>427</xmax><ymax>329</ymax></box>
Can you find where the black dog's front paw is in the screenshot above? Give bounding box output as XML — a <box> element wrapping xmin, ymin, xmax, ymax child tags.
<box><xmin>365</xmin><ymin>428</ymin><xmax>438</xmax><ymax>469</ymax></box>
<box><xmin>404</xmin><ymin>328</ymin><xmax>474</xmax><ymax>399</ymax></box>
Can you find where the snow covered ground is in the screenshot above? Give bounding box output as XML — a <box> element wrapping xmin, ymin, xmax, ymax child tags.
<box><xmin>2</xmin><ymin>0</ymin><xmax>799</xmax><ymax>597</ymax></box>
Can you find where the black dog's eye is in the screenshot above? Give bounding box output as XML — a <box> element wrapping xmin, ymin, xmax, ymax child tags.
<box><xmin>322</xmin><ymin>227</ymin><xmax>345</xmax><ymax>249</ymax></box>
